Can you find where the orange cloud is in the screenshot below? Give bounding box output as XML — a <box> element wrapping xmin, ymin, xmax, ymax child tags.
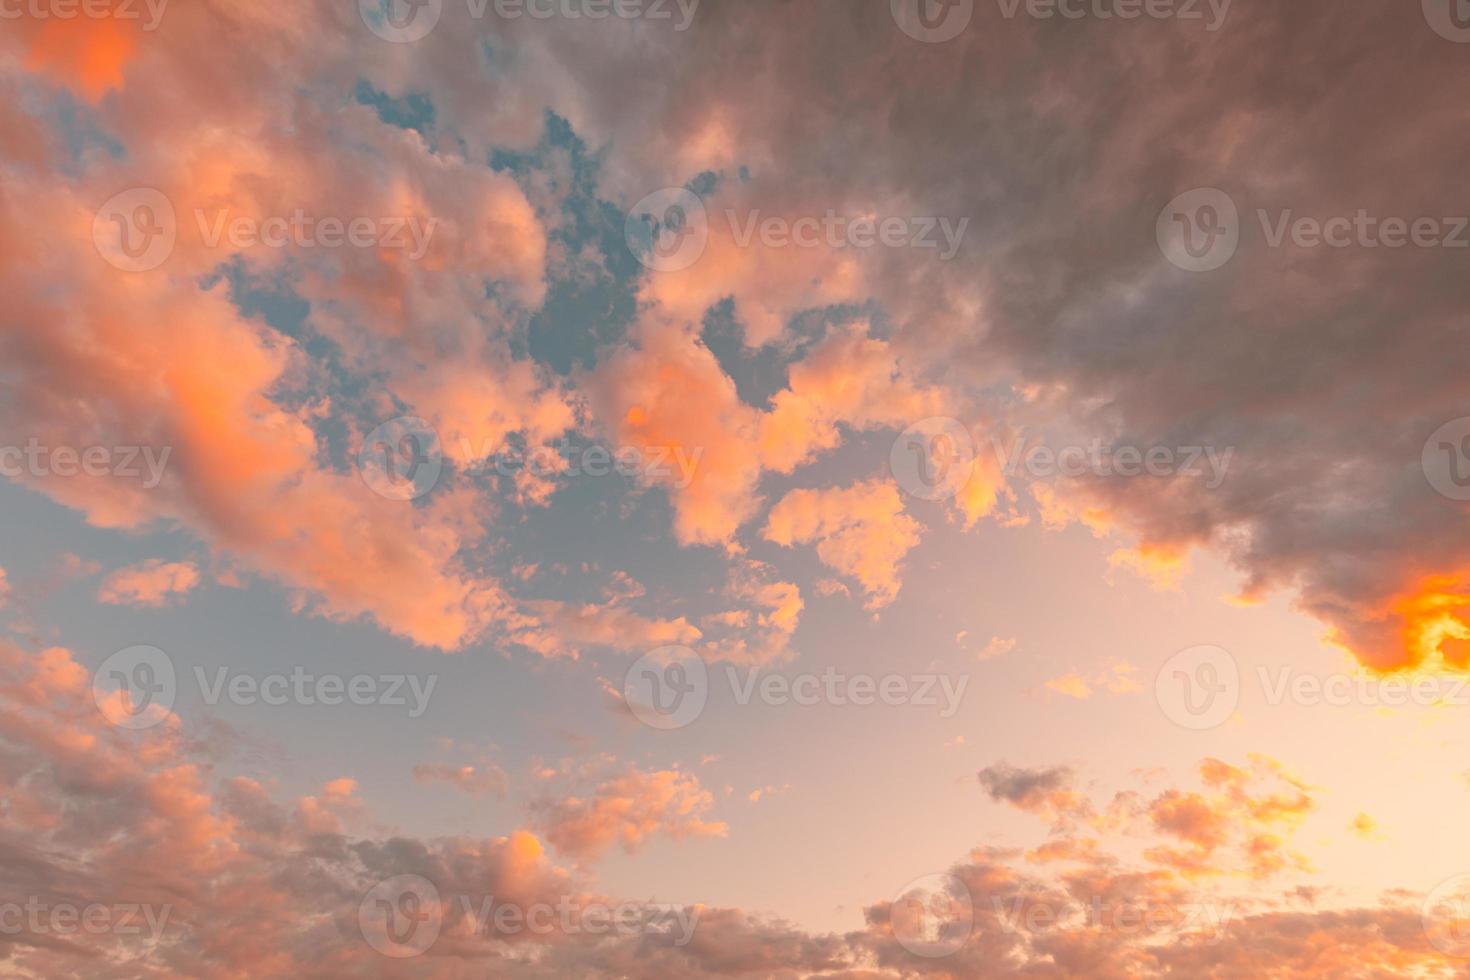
<box><xmin>97</xmin><ymin>559</ymin><xmax>200</xmax><ymax>608</ymax></box>
<box><xmin>763</xmin><ymin>479</ymin><xmax>921</xmax><ymax>609</ymax></box>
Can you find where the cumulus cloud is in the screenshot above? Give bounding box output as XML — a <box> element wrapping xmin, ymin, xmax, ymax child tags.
<box><xmin>97</xmin><ymin>559</ymin><xmax>201</xmax><ymax>608</ymax></box>
<box><xmin>763</xmin><ymin>479</ymin><xmax>922</xmax><ymax>609</ymax></box>
<box><xmin>531</xmin><ymin>766</ymin><xmax>728</xmax><ymax>865</ymax></box>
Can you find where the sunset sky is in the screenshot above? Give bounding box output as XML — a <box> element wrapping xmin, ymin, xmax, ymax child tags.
<box><xmin>3</xmin><ymin>0</ymin><xmax>1470</xmax><ymax>976</ymax></box>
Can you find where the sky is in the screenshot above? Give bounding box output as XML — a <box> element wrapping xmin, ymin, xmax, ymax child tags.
<box><xmin>2</xmin><ymin>0</ymin><xmax>1470</xmax><ymax>976</ymax></box>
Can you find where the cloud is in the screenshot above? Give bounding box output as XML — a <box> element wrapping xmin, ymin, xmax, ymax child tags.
<box><xmin>97</xmin><ymin>559</ymin><xmax>201</xmax><ymax>608</ymax></box>
<box><xmin>413</xmin><ymin>763</ymin><xmax>510</xmax><ymax>799</ymax></box>
<box><xmin>763</xmin><ymin>479</ymin><xmax>921</xmax><ymax>609</ymax></box>
<box><xmin>531</xmin><ymin>766</ymin><xmax>728</xmax><ymax>865</ymax></box>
